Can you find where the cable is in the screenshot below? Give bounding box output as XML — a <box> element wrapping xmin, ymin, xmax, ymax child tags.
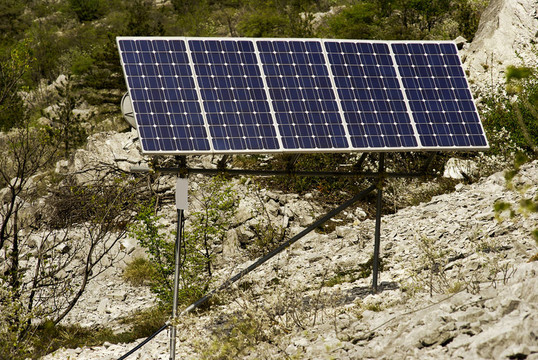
<box><xmin>117</xmin><ymin>323</ymin><xmax>170</xmax><ymax>360</ymax></box>
<box><xmin>116</xmin><ymin>184</ymin><xmax>376</xmax><ymax>359</ymax></box>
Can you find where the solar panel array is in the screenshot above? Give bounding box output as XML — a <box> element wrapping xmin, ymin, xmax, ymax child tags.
<box><xmin>117</xmin><ymin>37</ymin><xmax>488</xmax><ymax>155</ymax></box>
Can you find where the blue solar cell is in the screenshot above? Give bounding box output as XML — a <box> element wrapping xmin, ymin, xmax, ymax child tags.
<box><xmin>325</xmin><ymin>41</ymin><xmax>418</xmax><ymax>149</ymax></box>
<box><xmin>187</xmin><ymin>39</ymin><xmax>279</xmax><ymax>152</ymax></box>
<box><xmin>118</xmin><ymin>38</ymin><xmax>210</xmax><ymax>152</ymax></box>
<box><xmin>257</xmin><ymin>39</ymin><xmax>348</xmax><ymax>150</ymax></box>
<box><xmin>391</xmin><ymin>42</ymin><xmax>487</xmax><ymax>149</ymax></box>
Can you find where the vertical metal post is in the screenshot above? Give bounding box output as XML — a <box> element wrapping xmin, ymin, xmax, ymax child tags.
<box><xmin>170</xmin><ymin>208</ymin><xmax>183</xmax><ymax>360</ymax></box>
<box><xmin>372</xmin><ymin>153</ymin><xmax>385</xmax><ymax>293</ymax></box>
<box><xmin>170</xmin><ymin>176</ymin><xmax>188</xmax><ymax>360</ymax></box>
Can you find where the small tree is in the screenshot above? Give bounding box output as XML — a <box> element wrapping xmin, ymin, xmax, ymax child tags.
<box><xmin>45</xmin><ymin>76</ymin><xmax>88</xmax><ymax>156</ymax></box>
<box><xmin>68</xmin><ymin>0</ymin><xmax>106</xmax><ymax>22</ymax></box>
<box><xmin>0</xmin><ymin>118</ymin><xmax>146</xmax><ymax>357</ymax></box>
<box><xmin>188</xmin><ymin>175</ymin><xmax>236</xmax><ymax>277</ymax></box>
<box><xmin>0</xmin><ymin>122</ymin><xmax>56</xmax><ymax>357</ymax></box>
<box><xmin>130</xmin><ymin>176</ymin><xmax>237</xmax><ymax>306</ymax></box>
<box><xmin>0</xmin><ymin>39</ymin><xmax>33</xmax><ymax>131</ymax></box>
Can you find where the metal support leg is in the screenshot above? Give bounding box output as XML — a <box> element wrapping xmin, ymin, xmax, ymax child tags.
<box><xmin>170</xmin><ymin>209</ymin><xmax>184</xmax><ymax>360</ymax></box>
<box><xmin>372</xmin><ymin>153</ymin><xmax>385</xmax><ymax>293</ymax></box>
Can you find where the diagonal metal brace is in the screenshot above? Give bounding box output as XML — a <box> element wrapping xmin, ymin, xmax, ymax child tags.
<box><xmin>179</xmin><ymin>183</ymin><xmax>378</xmax><ymax>317</ymax></box>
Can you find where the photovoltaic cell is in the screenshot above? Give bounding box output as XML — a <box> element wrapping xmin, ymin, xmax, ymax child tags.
<box><xmin>117</xmin><ymin>37</ymin><xmax>489</xmax><ymax>155</ymax></box>
<box><xmin>391</xmin><ymin>42</ymin><xmax>488</xmax><ymax>148</ymax></box>
<box><xmin>189</xmin><ymin>39</ymin><xmax>279</xmax><ymax>151</ymax></box>
<box><xmin>325</xmin><ymin>41</ymin><xmax>417</xmax><ymax>149</ymax></box>
<box><xmin>257</xmin><ymin>40</ymin><xmax>348</xmax><ymax>150</ymax></box>
<box><xmin>117</xmin><ymin>38</ymin><xmax>210</xmax><ymax>153</ymax></box>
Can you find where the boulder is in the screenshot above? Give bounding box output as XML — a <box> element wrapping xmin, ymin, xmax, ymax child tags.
<box><xmin>462</xmin><ymin>0</ymin><xmax>538</xmax><ymax>91</ymax></box>
<box><xmin>443</xmin><ymin>158</ymin><xmax>478</xmax><ymax>179</ymax></box>
<box><xmin>60</xmin><ymin>130</ymin><xmax>146</xmax><ymax>183</ymax></box>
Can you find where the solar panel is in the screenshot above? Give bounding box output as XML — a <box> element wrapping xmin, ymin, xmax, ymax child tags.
<box><xmin>391</xmin><ymin>42</ymin><xmax>487</xmax><ymax>148</ymax></box>
<box><xmin>324</xmin><ymin>40</ymin><xmax>418</xmax><ymax>149</ymax></box>
<box><xmin>119</xmin><ymin>39</ymin><xmax>210</xmax><ymax>152</ymax></box>
<box><xmin>188</xmin><ymin>39</ymin><xmax>280</xmax><ymax>152</ymax></box>
<box><xmin>258</xmin><ymin>40</ymin><xmax>348</xmax><ymax>150</ymax></box>
<box><xmin>117</xmin><ymin>37</ymin><xmax>489</xmax><ymax>155</ymax></box>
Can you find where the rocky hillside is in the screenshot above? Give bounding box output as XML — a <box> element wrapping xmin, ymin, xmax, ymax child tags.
<box><xmin>43</xmin><ymin>150</ymin><xmax>538</xmax><ymax>360</ymax></box>
<box><xmin>36</xmin><ymin>0</ymin><xmax>538</xmax><ymax>359</ymax></box>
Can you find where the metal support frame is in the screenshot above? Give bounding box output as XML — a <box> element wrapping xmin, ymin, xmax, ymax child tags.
<box><xmin>169</xmin><ymin>172</ymin><xmax>187</xmax><ymax>360</ymax></box>
<box><xmin>372</xmin><ymin>153</ymin><xmax>385</xmax><ymax>293</ymax></box>
<box><xmin>122</xmin><ymin>155</ymin><xmax>435</xmax><ymax>360</ymax></box>
<box><xmin>144</xmin><ymin>166</ymin><xmax>426</xmax><ymax>179</ymax></box>
<box><xmin>169</xmin><ymin>208</ymin><xmax>184</xmax><ymax>360</ymax></box>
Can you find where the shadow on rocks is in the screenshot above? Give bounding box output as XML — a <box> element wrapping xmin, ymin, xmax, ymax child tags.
<box><xmin>340</xmin><ymin>281</ymin><xmax>400</xmax><ymax>304</ymax></box>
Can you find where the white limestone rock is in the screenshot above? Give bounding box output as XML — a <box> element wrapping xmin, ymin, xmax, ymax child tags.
<box><xmin>61</xmin><ymin>131</ymin><xmax>145</xmax><ymax>183</ymax></box>
<box><xmin>443</xmin><ymin>158</ymin><xmax>478</xmax><ymax>179</ymax></box>
<box><xmin>462</xmin><ymin>0</ymin><xmax>538</xmax><ymax>91</ymax></box>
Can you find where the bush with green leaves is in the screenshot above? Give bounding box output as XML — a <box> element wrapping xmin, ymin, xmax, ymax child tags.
<box><xmin>130</xmin><ymin>175</ymin><xmax>237</xmax><ymax>306</ymax></box>
<box><xmin>236</xmin><ymin>0</ymin><xmax>322</xmax><ymax>38</ymax></box>
<box><xmin>481</xmin><ymin>65</ymin><xmax>538</xmax><ymax>155</ymax></box>
<box><xmin>0</xmin><ymin>39</ymin><xmax>34</xmax><ymax>131</ymax></box>
<box><xmin>187</xmin><ymin>175</ymin><xmax>237</xmax><ymax>277</ymax></box>
<box><xmin>68</xmin><ymin>0</ymin><xmax>107</xmax><ymax>22</ymax></box>
<box><xmin>482</xmin><ymin>65</ymin><xmax>538</xmax><ymax>258</ymax></box>
<box><xmin>44</xmin><ymin>76</ymin><xmax>88</xmax><ymax>156</ymax></box>
<box><xmin>0</xmin><ymin>286</ymin><xmax>34</xmax><ymax>360</ymax></box>
<box><xmin>322</xmin><ymin>0</ymin><xmax>486</xmax><ymax>40</ymax></box>
<box><xmin>493</xmin><ymin>153</ymin><xmax>538</xmax><ymax>261</ymax></box>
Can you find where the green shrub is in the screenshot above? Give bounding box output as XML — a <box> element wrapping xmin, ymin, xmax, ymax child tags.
<box><xmin>29</xmin><ymin>306</ymin><xmax>168</xmax><ymax>358</ymax></box>
<box><xmin>129</xmin><ymin>201</ymin><xmax>176</xmax><ymax>304</ymax></box>
<box><xmin>237</xmin><ymin>10</ymin><xmax>288</xmax><ymax>37</ymax></box>
<box><xmin>506</xmin><ymin>65</ymin><xmax>534</xmax><ymax>82</ymax></box>
<box><xmin>0</xmin><ymin>40</ymin><xmax>34</xmax><ymax>131</ymax></box>
<box><xmin>324</xmin><ymin>2</ymin><xmax>380</xmax><ymax>39</ymax></box>
<box><xmin>236</xmin><ymin>0</ymin><xmax>318</xmax><ymax>38</ymax></box>
<box><xmin>322</xmin><ymin>0</ymin><xmax>484</xmax><ymax>40</ymax></box>
<box><xmin>481</xmin><ymin>72</ymin><xmax>538</xmax><ymax>154</ymax></box>
<box><xmin>44</xmin><ymin>77</ymin><xmax>88</xmax><ymax>156</ymax></box>
<box><xmin>130</xmin><ymin>176</ymin><xmax>237</xmax><ymax>307</ymax></box>
<box><xmin>0</xmin><ymin>286</ymin><xmax>33</xmax><ymax>360</ymax></box>
<box><xmin>493</xmin><ymin>154</ymin><xmax>538</xmax><ymax>261</ymax></box>
<box><xmin>68</xmin><ymin>0</ymin><xmax>107</xmax><ymax>22</ymax></box>
<box><xmin>123</xmin><ymin>257</ymin><xmax>157</xmax><ymax>287</ymax></box>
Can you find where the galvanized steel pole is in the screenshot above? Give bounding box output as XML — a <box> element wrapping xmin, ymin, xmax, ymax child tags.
<box><xmin>170</xmin><ymin>208</ymin><xmax>183</xmax><ymax>360</ymax></box>
<box><xmin>372</xmin><ymin>153</ymin><xmax>385</xmax><ymax>293</ymax></box>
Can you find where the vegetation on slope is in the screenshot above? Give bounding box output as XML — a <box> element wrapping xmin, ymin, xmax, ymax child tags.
<box><xmin>1</xmin><ymin>0</ymin><xmax>537</xmax><ymax>358</ymax></box>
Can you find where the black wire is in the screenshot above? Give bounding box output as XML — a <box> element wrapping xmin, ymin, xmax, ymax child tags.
<box><xmin>117</xmin><ymin>323</ymin><xmax>170</xmax><ymax>360</ymax></box>
<box><xmin>116</xmin><ymin>184</ymin><xmax>377</xmax><ymax>359</ymax></box>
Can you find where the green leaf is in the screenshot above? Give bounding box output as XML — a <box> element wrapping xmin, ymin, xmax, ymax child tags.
<box><xmin>504</xmin><ymin>169</ymin><xmax>518</xmax><ymax>182</ymax></box>
<box><xmin>493</xmin><ymin>201</ymin><xmax>512</xmax><ymax>213</ymax></box>
<box><xmin>506</xmin><ymin>65</ymin><xmax>533</xmax><ymax>83</ymax></box>
<box><xmin>514</xmin><ymin>152</ymin><xmax>529</xmax><ymax>170</ymax></box>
